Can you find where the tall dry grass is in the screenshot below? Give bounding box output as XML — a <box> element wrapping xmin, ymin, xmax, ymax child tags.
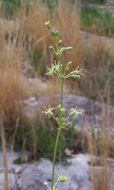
<box><xmin>71</xmin><ymin>36</ymin><xmax>114</xmax><ymax>103</ymax></box>
<box><xmin>86</xmin><ymin>95</ymin><xmax>111</xmax><ymax>190</ymax></box>
<box><xmin>56</xmin><ymin>0</ymin><xmax>82</xmax><ymax>68</ymax></box>
<box><xmin>16</xmin><ymin>0</ymin><xmax>82</xmax><ymax>76</ymax></box>
<box><xmin>0</xmin><ymin>24</ymin><xmax>28</xmax><ymax>189</ymax></box>
<box><xmin>0</xmin><ymin>40</ymin><xmax>27</xmax><ymax>127</ymax></box>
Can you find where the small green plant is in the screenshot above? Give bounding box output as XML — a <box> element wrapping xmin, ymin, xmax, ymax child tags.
<box><xmin>1</xmin><ymin>0</ymin><xmax>21</xmax><ymax>17</ymax></box>
<box><xmin>82</xmin><ymin>0</ymin><xmax>106</xmax><ymax>4</ymax></box>
<box><xmin>43</xmin><ymin>21</ymin><xmax>82</xmax><ymax>190</ymax></box>
<box><xmin>44</xmin><ymin>0</ymin><xmax>58</xmax><ymax>8</ymax></box>
<box><xmin>81</xmin><ymin>7</ymin><xmax>114</xmax><ymax>37</ymax></box>
<box><xmin>42</xmin><ymin>0</ymin><xmax>58</xmax><ymax>19</ymax></box>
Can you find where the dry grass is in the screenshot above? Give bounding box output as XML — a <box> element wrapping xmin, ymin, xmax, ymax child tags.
<box><xmin>0</xmin><ymin>26</ymin><xmax>28</xmax><ymax>190</ymax></box>
<box><xmin>16</xmin><ymin>0</ymin><xmax>82</xmax><ymax>76</ymax></box>
<box><xmin>19</xmin><ymin>1</ymin><xmax>51</xmax><ymax>74</ymax></box>
<box><xmin>86</xmin><ymin>97</ymin><xmax>111</xmax><ymax>190</ymax></box>
<box><xmin>56</xmin><ymin>0</ymin><xmax>82</xmax><ymax>68</ymax></box>
<box><xmin>73</xmin><ymin>37</ymin><xmax>113</xmax><ymax>102</ymax></box>
<box><xmin>0</xmin><ymin>35</ymin><xmax>28</xmax><ymax>129</ymax></box>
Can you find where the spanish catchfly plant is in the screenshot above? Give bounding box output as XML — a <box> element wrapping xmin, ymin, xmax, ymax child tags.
<box><xmin>43</xmin><ymin>21</ymin><xmax>82</xmax><ymax>190</ymax></box>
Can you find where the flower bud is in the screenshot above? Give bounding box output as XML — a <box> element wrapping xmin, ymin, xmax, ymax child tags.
<box><xmin>45</xmin><ymin>21</ymin><xmax>51</xmax><ymax>30</ymax></box>
<box><xmin>51</xmin><ymin>30</ymin><xmax>59</xmax><ymax>38</ymax></box>
<box><xmin>57</xmin><ymin>176</ymin><xmax>67</xmax><ymax>183</ymax></box>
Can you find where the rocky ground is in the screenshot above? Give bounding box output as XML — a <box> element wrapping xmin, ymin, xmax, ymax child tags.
<box><xmin>0</xmin><ymin>152</ymin><xmax>114</xmax><ymax>190</ymax></box>
<box><xmin>0</xmin><ymin>153</ymin><xmax>92</xmax><ymax>190</ymax></box>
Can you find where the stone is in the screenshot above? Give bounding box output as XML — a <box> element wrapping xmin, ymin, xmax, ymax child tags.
<box><xmin>64</xmin><ymin>148</ymin><xmax>72</xmax><ymax>157</ymax></box>
<box><xmin>0</xmin><ymin>154</ymin><xmax>92</xmax><ymax>190</ymax></box>
<box><xmin>0</xmin><ymin>151</ymin><xmax>18</xmax><ymax>168</ymax></box>
<box><xmin>81</xmin><ymin>31</ymin><xmax>114</xmax><ymax>49</ymax></box>
<box><xmin>13</xmin><ymin>165</ymin><xmax>23</xmax><ymax>174</ymax></box>
<box><xmin>19</xmin><ymin>154</ymin><xmax>92</xmax><ymax>190</ymax></box>
<box><xmin>1</xmin><ymin>153</ymin><xmax>114</xmax><ymax>190</ymax></box>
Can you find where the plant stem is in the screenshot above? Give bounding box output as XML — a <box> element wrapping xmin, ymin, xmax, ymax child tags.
<box><xmin>60</xmin><ymin>79</ymin><xmax>64</xmax><ymax>106</ymax></box>
<box><xmin>51</xmin><ymin>127</ymin><xmax>61</xmax><ymax>189</ymax></box>
<box><xmin>51</xmin><ymin>78</ymin><xmax>64</xmax><ymax>189</ymax></box>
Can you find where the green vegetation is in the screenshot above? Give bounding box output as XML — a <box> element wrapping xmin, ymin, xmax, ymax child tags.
<box><xmin>14</xmin><ymin>118</ymin><xmax>63</xmax><ymax>161</ymax></box>
<box><xmin>81</xmin><ymin>7</ymin><xmax>114</xmax><ymax>37</ymax></box>
<box><xmin>0</xmin><ymin>0</ymin><xmax>58</xmax><ymax>17</ymax></box>
<box><xmin>0</xmin><ymin>0</ymin><xmax>21</xmax><ymax>17</ymax></box>
<box><xmin>43</xmin><ymin>0</ymin><xmax>58</xmax><ymax>8</ymax></box>
<box><xmin>82</xmin><ymin>0</ymin><xmax>106</xmax><ymax>4</ymax></box>
<box><xmin>14</xmin><ymin>116</ymin><xmax>81</xmax><ymax>162</ymax></box>
<box><xmin>31</xmin><ymin>47</ymin><xmax>46</xmax><ymax>76</ymax></box>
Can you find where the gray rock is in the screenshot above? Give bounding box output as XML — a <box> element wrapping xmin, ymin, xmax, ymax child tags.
<box><xmin>24</xmin><ymin>94</ymin><xmax>114</xmax><ymax>135</ymax></box>
<box><xmin>20</xmin><ymin>154</ymin><xmax>92</xmax><ymax>190</ymax></box>
<box><xmin>0</xmin><ymin>151</ymin><xmax>18</xmax><ymax>168</ymax></box>
<box><xmin>64</xmin><ymin>148</ymin><xmax>73</xmax><ymax>157</ymax></box>
<box><xmin>1</xmin><ymin>153</ymin><xmax>114</xmax><ymax>190</ymax></box>
<box><xmin>81</xmin><ymin>31</ymin><xmax>114</xmax><ymax>49</ymax></box>
<box><xmin>0</xmin><ymin>154</ymin><xmax>92</xmax><ymax>190</ymax></box>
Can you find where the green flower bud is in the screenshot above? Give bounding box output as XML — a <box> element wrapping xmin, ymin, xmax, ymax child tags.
<box><xmin>66</xmin><ymin>61</ymin><xmax>72</xmax><ymax>71</ymax></box>
<box><xmin>58</xmin><ymin>40</ymin><xmax>62</xmax><ymax>46</ymax></box>
<box><xmin>49</xmin><ymin>46</ymin><xmax>55</xmax><ymax>54</ymax></box>
<box><xmin>57</xmin><ymin>175</ymin><xmax>67</xmax><ymax>183</ymax></box>
<box><xmin>51</xmin><ymin>30</ymin><xmax>59</xmax><ymax>38</ymax></box>
<box><xmin>45</xmin><ymin>21</ymin><xmax>51</xmax><ymax>30</ymax></box>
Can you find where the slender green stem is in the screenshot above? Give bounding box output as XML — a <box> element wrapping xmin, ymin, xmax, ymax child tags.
<box><xmin>51</xmin><ymin>78</ymin><xmax>64</xmax><ymax>189</ymax></box>
<box><xmin>51</xmin><ymin>127</ymin><xmax>61</xmax><ymax>189</ymax></box>
<box><xmin>60</xmin><ymin>79</ymin><xmax>64</xmax><ymax>107</ymax></box>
